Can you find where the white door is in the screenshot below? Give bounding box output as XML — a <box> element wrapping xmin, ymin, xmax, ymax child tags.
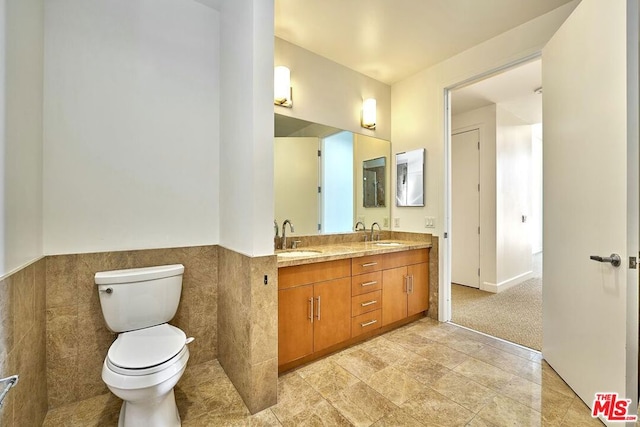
<box><xmin>543</xmin><ymin>0</ymin><xmax>638</xmax><ymax>420</ymax></box>
<box><xmin>452</xmin><ymin>129</ymin><xmax>480</xmax><ymax>288</ymax></box>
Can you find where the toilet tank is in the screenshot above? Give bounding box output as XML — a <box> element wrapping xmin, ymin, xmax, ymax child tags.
<box><xmin>95</xmin><ymin>264</ymin><xmax>184</xmax><ymax>333</ymax></box>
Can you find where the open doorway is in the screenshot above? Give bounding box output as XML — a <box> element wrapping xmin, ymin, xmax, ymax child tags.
<box><xmin>449</xmin><ymin>59</ymin><xmax>543</xmax><ymax>351</ymax></box>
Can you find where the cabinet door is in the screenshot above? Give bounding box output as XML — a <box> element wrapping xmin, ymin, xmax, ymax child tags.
<box><xmin>278</xmin><ymin>285</ymin><xmax>314</xmax><ymax>365</ymax></box>
<box><xmin>313</xmin><ymin>277</ymin><xmax>351</xmax><ymax>352</ymax></box>
<box><xmin>382</xmin><ymin>266</ymin><xmax>408</xmax><ymax>326</ymax></box>
<box><xmin>407</xmin><ymin>262</ymin><xmax>429</xmax><ymax>316</ymax></box>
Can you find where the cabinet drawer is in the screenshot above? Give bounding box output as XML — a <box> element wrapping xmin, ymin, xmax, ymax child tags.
<box><xmin>351</xmin><ymin>309</ymin><xmax>382</xmax><ymax>338</ymax></box>
<box><xmin>352</xmin><ymin>290</ymin><xmax>382</xmax><ymax>317</ymax></box>
<box><xmin>351</xmin><ymin>271</ymin><xmax>382</xmax><ymax>296</ymax></box>
<box><xmin>351</xmin><ymin>255</ymin><xmax>383</xmax><ymax>275</ymax></box>
<box><xmin>382</xmin><ymin>249</ymin><xmax>429</xmax><ymax>270</ymax></box>
<box><xmin>279</xmin><ymin>259</ymin><xmax>351</xmax><ymax>290</ymax></box>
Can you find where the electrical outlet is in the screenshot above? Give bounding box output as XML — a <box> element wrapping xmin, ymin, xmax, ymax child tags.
<box><xmin>393</xmin><ymin>218</ymin><xmax>400</xmax><ymax>228</ymax></box>
<box><xmin>383</xmin><ymin>217</ymin><xmax>389</xmax><ymax>228</ymax></box>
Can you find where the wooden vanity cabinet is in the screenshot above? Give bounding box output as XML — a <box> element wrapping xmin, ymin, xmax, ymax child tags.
<box><xmin>278</xmin><ymin>260</ymin><xmax>351</xmax><ymax>366</ymax></box>
<box><xmin>381</xmin><ymin>249</ymin><xmax>429</xmax><ymax>326</ymax></box>
<box><xmin>351</xmin><ymin>259</ymin><xmax>383</xmax><ymax>338</ymax></box>
<box><xmin>278</xmin><ymin>285</ymin><xmax>314</xmax><ymax>364</ymax></box>
<box><xmin>278</xmin><ymin>247</ymin><xmax>430</xmax><ymax>370</ymax></box>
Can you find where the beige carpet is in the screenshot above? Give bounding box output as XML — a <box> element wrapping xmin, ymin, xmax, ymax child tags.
<box><xmin>451</xmin><ymin>277</ymin><xmax>542</xmax><ymax>351</ymax></box>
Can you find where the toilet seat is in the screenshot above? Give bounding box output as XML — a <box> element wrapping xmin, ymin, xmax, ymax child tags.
<box><xmin>107</xmin><ymin>346</ymin><xmax>188</xmax><ymax>376</ymax></box>
<box><xmin>107</xmin><ymin>324</ymin><xmax>188</xmax><ymax>376</ymax></box>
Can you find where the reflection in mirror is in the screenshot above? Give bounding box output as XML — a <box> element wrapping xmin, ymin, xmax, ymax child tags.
<box><xmin>396</xmin><ymin>148</ymin><xmax>425</xmax><ymax>207</ymax></box>
<box><xmin>363</xmin><ymin>157</ymin><xmax>386</xmax><ymax>208</ymax></box>
<box><xmin>275</xmin><ymin>114</ymin><xmax>391</xmax><ymax>235</ymax></box>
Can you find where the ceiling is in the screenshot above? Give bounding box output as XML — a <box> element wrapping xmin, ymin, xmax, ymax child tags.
<box><xmin>451</xmin><ymin>59</ymin><xmax>542</xmax><ymax>124</ymax></box>
<box><xmin>275</xmin><ymin>0</ymin><xmax>575</xmax><ymax>85</ymax></box>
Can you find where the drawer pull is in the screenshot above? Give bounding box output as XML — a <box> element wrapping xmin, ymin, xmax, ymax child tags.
<box><xmin>360</xmin><ymin>280</ymin><xmax>378</xmax><ymax>287</ymax></box>
<box><xmin>361</xmin><ymin>319</ymin><xmax>378</xmax><ymax>327</ymax></box>
<box><xmin>360</xmin><ymin>300</ymin><xmax>378</xmax><ymax>307</ymax></box>
<box><xmin>361</xmin><ymin>262</ymin><xmax>378</xmax><ymax>267</ymax></box>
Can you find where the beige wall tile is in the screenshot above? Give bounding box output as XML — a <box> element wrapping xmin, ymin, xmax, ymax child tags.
<box><xmin>0</xmin><ymin>261</ymin><xmax>49</xmax><ymax>426</ymax></box>
<box><xmin>428</xmin><ymin>236</ymin><xmax>439</xmax><ymax>320</ymax></box>
<box><xmin>218</xmin><ymin>247</ymin><xmax>278</xmax><ymax>414</ymax></box>
<box><xmin>250</xmin><ymin>255</ymin><xmax>278</xmax><ymax>365</ymax></box>
<box><xmin>0</xmin><ymin>276</ymin><xmax>14</xmax><ymax>361</ymax></box>
<box><xmin>46</xmin><ymin>245</ymin><xmax>218</xmax><ymax>408</ymax></box>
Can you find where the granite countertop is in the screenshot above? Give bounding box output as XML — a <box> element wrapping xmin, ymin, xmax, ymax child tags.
<box><xmin>276</xmin><ymin>239</ymin><xmax>432</xmax><ymax>267</ymax></box>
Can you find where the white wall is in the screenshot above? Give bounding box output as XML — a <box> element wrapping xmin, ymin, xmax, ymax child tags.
<box><xmin>42</xmin><ymin>0</ymin><xmax>220</xmax><ymax>255</ymax></box>
<box><xmin>219</xmin><ymin>0</ymin><xmax>274</xmax><ymax>256</ymax></box>
<box><xmin>452</xmin><ymin>105</ymin><xmax>497</xmax><ymax>286</ymax></box>
<box><xmin>274</xmin><ymin>137</ymin><xmax>319</xmax><ymax>236</ymax></box>
<box><xmin>392</xmin><ymin>2</ymin><xmax>577</xmax><ymax>314</ymax></box>
<box><xmin>0</xmin><ymin>0</ymin><xmax>44</xmax><ymax>277</ymax></box>
<box><xmin>451</xmin><ymin>104</ymin><xmax>534</xmax><ymax>291</ymax></box>
<box><xmin>496</xmin><ymin>106</ymin><xmax>532</xmax><ymax>287</ymax></box>
<box><xmin>531</xmin><ymin>123</ymin><xmax>543</xmax><ymax>254</ymax></box>
<box><xmin>275</xmin><ymin>38</ymin><xmax>391</xmax><ymax>142</ymax></box>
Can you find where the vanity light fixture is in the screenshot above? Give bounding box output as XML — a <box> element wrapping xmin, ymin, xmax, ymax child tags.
<box><xmin>274</xmin><ymin>66</ymin><xmax>293</xmax><ymax>107</ymax></box>
<box><xmin>362</xmin><ymin>98</ymin><xmax>377</xmax><ymax>130</ymax></box>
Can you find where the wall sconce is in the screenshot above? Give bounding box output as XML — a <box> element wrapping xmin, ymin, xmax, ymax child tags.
<box><xmin>274</xmin><ymin>66</ymin><xmax>292</xmax><ymax>108</ymax></box>
<box><xmin>361</xmin><ymin>98</ymin><xmax>376</xmax><ymax>129</ymax></box>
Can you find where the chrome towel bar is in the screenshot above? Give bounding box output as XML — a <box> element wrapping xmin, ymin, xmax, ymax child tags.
<box><xmin>0</xmin><ymin>375</ymin><xmax>18</xmax><ymax>408</ymax></box>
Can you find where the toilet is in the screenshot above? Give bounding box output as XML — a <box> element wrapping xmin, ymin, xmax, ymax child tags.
<box><xmin>95</xmin><ymin>264</ymin><xmax>193</xmax><ymax>427</ymax></box>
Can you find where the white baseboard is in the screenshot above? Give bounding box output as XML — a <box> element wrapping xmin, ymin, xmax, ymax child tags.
<box><xmin>480</xmin><ymin>270</ymin><xmax>533</xmax><ymax>294</ymax></box>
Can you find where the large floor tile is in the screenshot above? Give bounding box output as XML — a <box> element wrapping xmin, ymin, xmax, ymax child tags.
<box><xmin>42</xmin><ymin>320</ymin><xmax>604</xmax><ymax>427</ymax></box>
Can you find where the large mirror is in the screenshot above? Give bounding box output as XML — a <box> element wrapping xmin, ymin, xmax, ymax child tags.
<box><xmin>275</xmin><ymin>114</ymin><xmax>391</xmax><ymax>235</ymax></box>
<box><xmin>396</xmin><ymin>148</ymin><xmax>425</xmax><ymax>207</ymax></box>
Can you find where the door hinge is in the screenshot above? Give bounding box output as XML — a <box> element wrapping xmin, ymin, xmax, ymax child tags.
<box><xmin>630</xmin><ymin>256</ymin><xmax>637</xmax><ymax>269</ymax></box>
<box><xmin>318</xmin><ymin>186</ymin><xmax>321</xmax><ymax>193</ymax></box>
<box><xmin>318</xmin><ymin>150</ymin><xmax>322</xmax><ymax>157</ymax></box>
<box><xmin>478</xmin><ymin>226</ymin><xmax>480</xmax><ymax>235</ymax></box>
<box><xmin>477</xmin><ymin>183</ymin><xmax>480</xmax><ymax>192</ymax></box>
<box><xmin>444</xmin><ymin>232</ymin><xmax>448</xmax><ymax>238</ymax></box>
<box><xmin>477</xmin><ymin>141</ymin><xmax>480</xmax><ymax>150</ymax></box>
<box><xmin>477</xmin><ymin>268</ymin><xmax>480</xmax><ymax>276</ymax></box>
<box><xmin>317</xmin><ymin>223</ymin><xmax>321</xmax><ymax>231</ymax></box>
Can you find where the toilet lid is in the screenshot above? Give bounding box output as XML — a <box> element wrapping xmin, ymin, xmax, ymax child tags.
<box><xmin>108</xmin><ymin>324</ymin><xmax>187</xmax><ymax>369</ymax></box>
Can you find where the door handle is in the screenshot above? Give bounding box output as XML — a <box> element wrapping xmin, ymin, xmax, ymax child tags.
<box><xmin>316</xmin><ymin>296</ymin><xmax>321</xmax><ymax>320</ymax></box>
<box><xmin>589</xmin><ymin>253</ymin><xmax>621</xmax><ymax>267</ymax></box>
<box><xmin>309</xmin><ymin>297</ymin><xmax>314</xmax><ymax>323</ymax></box>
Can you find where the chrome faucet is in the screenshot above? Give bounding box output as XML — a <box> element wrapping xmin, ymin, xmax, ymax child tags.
<box><xmin>355</xmin><ymin>221</ymin><xmax>367</xmax><ymax>241</ymax></box>
<box><xmin>281</xmin><ymin>219</ymin><xmax>294</xmax><ymax>249</ymax></box>
<box><xmin>370</xmin><ymin>222</ymin><xmax>381</xmax><ymax>242</ymax></box>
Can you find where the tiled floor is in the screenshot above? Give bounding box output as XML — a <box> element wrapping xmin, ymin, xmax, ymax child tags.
<box><xmin>43</xmin><ymin>318</ymin><xmax>603</xmax><ymax>426</ymax></box>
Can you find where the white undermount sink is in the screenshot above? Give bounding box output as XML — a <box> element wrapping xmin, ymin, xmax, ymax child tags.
<box><xmin>374</xmin><ymin>242</ymin><xmax>404</xmax><ymax>246</ymax></box>
<box><xmin>277</xmin><ymin>250</ymin><xmax>322</xmax><ymax>258</ymax></box>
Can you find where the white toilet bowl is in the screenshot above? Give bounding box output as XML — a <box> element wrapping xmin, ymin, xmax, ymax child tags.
<box><xmin>101</xmin><ymin>324</ymin><xmax>192</xmax><ymax>427</ymax></box>
<box><xmin>95</xmin><ymin>264</ymin><xmax>191</xmax><ymax>426</ymax></box>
